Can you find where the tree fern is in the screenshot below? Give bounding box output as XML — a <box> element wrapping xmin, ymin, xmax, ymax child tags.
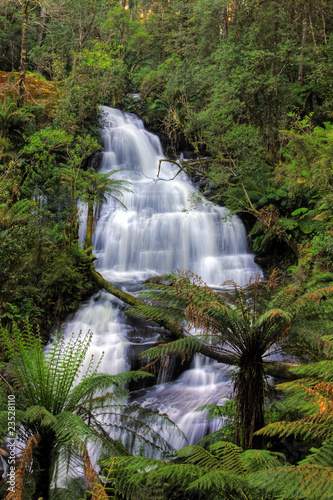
<box><xmin>184</xmin><ymin>469</ymin><xmax>248</xmax><ymax>498</ymax></box>
<box><xmin>101</xmin><ymin>455</ymin><xmax>173</xmax><ymax>500</ymax></box>
<box><xmin>258</xmin><ymin>355</ymin><xmax>333</xmax><ymax>444</ymax></box>
<box><xmin>129</xmin><ymin>270</ymin><xmax>333</xmax><ymax>450</ymax></box>
<box><xmin>0</xmin><ymin>323</ymin><xmax>179</xmax><ymax>499</ymax></box>
<box><xmin>249</xmin><ymin>464</ymin><xmax>333</xmax><ymax>499</ymax></box>
<box><xmin>251</xmin><ymin>336</ymin><xmax>333</xmax><ymax>499</ymax></box>
<box><xmin>102</xmin><ymin>440</ymin><xmax>283</xmax><ymax>500</ymax></box>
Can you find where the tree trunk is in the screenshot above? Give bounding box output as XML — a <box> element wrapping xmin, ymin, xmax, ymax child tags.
<box><xmin>38</xmin><ymin>6</ymin><xmax>46</xmax><ymax>46</ymax></box>
<box><xmin>235</xmin><ymin>356</ymin><xmax>265</xmax><ymax>450</ymax></box>
<box><xmin>35</xmin><ymin>431</ymin><xmax>56</xmax><ymax>500</ymax></box>
<box><xmin>84</xmin><ymin>201</ymin><xmax>94</xmax><ymax>253</ymax></box>
<box><xmin>18</xmin><ymin>1</ymin><xmax>29</xmax><ymax>106</ymax></box>
<box><xmin>298</xmin><ymin>1</ymin><xmax>309</xmax><ymax>86</ymax></box>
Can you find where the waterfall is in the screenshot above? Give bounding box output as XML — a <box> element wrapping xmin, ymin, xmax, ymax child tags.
<box><xmin>65</xmin><ymin>106</ymin><xmax>261</xmax><ymax>450</ymax></box>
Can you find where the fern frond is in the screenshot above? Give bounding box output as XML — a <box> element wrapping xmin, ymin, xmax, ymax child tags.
<box><xmin>258</xmin><ymin>418</ymin><xmax>333</xmax><ymax>440</ymax></box>
<box><xmin>113</xmin><ymin>444</ymin><xmax>248</xmax><ymax>499</ymax></box>
<box><xmin>177</xmin><ymin>444</ymin><xmax>225</xmax><ymax>470</ymax></box>
<box><xmin>51</xmin><ymin>478</ymin><xmax>87</xmax><ymax>500</ymax></box>
<box><xmin>297</xmin><ymin>285</ymin><xmax>333</xmax><ymax>308</ymax></box>
<box><xmin>248</xmin><ymin>464</ymin><xmax>333</xmax><ymax>500</ymax></box>
<box><xmin>253</xmin><ymin>308</ymin><xmax>291</xmax><ymax>332</ymax></box>
<box><xmin>66</xmin><ymin>370</ymin><xmax>153</xmax><ymax>409</ymax></box>
<box><xmin>23</xmin><ymin>405</ymin><xmax>57</xmax><ymax>428</ymax></box>
<box><xmin>5</xmin><ymin>434</ymin><xmax>40</xmax><ymax>500</ymax></box>
<box><xmin>145</xmin><ymin>462</ymin><xmax>204</xmax><ymax>491</ymax></box>
<box><xmin>82</xmin><ymin>448</ymin><xmax>110</xmax><ymax>500</ymax></box>
<box><xmin>127</xmin><ymin>302</ymin><xmax>186</xmax><ymax>325</ymax></box>
<box><xmin>85</xmin><ymin>404</ymin><xmax>179</xmax><ymax>456</ymax></box>
<box><xmin>289</xmin><ymin>360</ymin><xmax>333</xmax><ymax>382</ymax></box>
<box><xmin>101</xmin><ymin>455</ymin><xmax>171</xmax><ymax>500</ymax></box>
<box><xmin>54</xmin><ymin>411</ymin><xmax>98</xmax><ymax>446</ymax></box>
<box><xmin>299</xmin><ymin>438</ymin><xmax>333</xmax><ymax>468</ymax></box>
<box><xmin>140</xmin><ymin>336</ymin><xmax>203</xmax><ymax>362</ymax></box>
<box><xmin>186</xmin><ymin>468</ymin><xmax>248</xmax><ymax>496</ymax></box>
<box><xmin>239</xmin><ymin>449</ymin><xmax>285</xmax><ymax>473</ymax></box>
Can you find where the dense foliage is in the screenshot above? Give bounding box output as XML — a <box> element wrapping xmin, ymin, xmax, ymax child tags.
<box><xmin>1</xmin><ymin>0</ymin><xmax>333</xmax><ymax>327</ymax></box>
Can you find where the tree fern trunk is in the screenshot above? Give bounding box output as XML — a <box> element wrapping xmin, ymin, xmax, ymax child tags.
<box><xmin>84</xmin><ymin>200</ymin><xmax>94</xmax><ymax>253</ymax></box>
<box><xmin>235</xmin><ymin>355</ymin><xmax>265</xmax><ymax>450</ymax></box>
<box><xmin>35</xmin><ymin>431</ymin><xmax>56</xmax><ymax>500</ymax></box>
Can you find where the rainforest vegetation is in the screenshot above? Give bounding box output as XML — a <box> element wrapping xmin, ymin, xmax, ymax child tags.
<box><xmin>0</xmin><ymin>0</ymin><xmax>333</xmax><ymax>498</ymax></box>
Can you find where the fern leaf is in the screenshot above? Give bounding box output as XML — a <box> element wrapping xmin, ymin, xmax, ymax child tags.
<box><xmin>239</xmin><ymin>449</ymin><xmax>285</xmax><ymax>473</ymax></box>
<box><xmin>186</xmin><ymin>469</ymin><xmax>248</xmax><ymax>496</ymax></box>
<box><xmin>299</xmin><ymin>438</ymin><xmax>333</xmax><ymax>468</ymax></box>
<box><xmin>5</xmin><ymin>434</ymin><xmax>40</xmax><ymax>500</ymax></box>
<box><xmin>177</xmin><ymin>444</ymin><xmax>223</xmax><ymax>470</ymax></box>
<box><xmin>248</xmin><ymin>464</ymin><xmax>333</xmax><ymax>499</ymax></box>
<box><xmin>141</xmin><ymin>336</ymin><xmax>203</xmax><ymax>362</ymax></box>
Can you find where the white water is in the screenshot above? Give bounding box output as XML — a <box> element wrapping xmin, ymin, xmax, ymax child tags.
<box><xmin>65</xmin><ymin>106</ymin><xmax>261</xmax><ymax>450</ymax></box>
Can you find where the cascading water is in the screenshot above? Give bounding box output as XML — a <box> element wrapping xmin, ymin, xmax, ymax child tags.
<box><xmin>65</xmin><ymin>106</ymin><xmax>261</xmax><ymax>450</ymax></box>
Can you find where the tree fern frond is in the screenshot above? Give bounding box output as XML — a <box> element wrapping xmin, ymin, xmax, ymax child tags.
<box><xmin>195</xmin><ymin>403</ymin><xmax>228</xmax><ymax>418</ymax></box>
<box><xmin>102</xmin><ymin>454</ymin><xmax>166</xmax><ymax>470</ymax></box>
<box><xmin>140</xmin><ymin>337</ymin><xmax>203</xmax><ymax>362</ymax></box>
<box><xmin>53</xmin><ymin>411</ymin><xmax>97</xmax><ymax>445</ymax></box>
<box><xmin>103</xmin><ymin>454</ymin><xmax>169</xmax><ymax>500</ymax></box>
<box><xmin>67</xmin><ymin>371</ymin><xmax>153</xmax><ymax>409</ymax></box>
<box><xmin>46</xmin><ymin>330</ymin><xmax>100</xmax><ymax>413</ymax></box>
<box><xmin>23</xmin><ymin>405</ymin><xmax>57</xmax><ymax>428</ymax></box>
<box><xmin>51</xmin><ymin>478</ymin><xmax>87</xmax><ymax>500</ymax></box>
<box><xmin>258</xmin><ymin>418</ymin><xmax>333</xmax><ymax>440</ymax></box>
<box><xmin>299</xmin><ymin>438</ymin><xmax>333</xmax><ymax>468</ymax></box>
<box><xmin>146</xmin><ymin>463</ymin><xmax>204</xmax><ymax>491</ymax></box>
<box><xmin>289</xmin><ymin>360</ymin><xmax>333</xmax><ymax>382</ymax></box>
<box><xmin>186</xmin><ymin>468</ymin><xmax>248</xmax><ymax>496</ymax></box>
<box><xmin>208</xmin><ymin>441</ymin><xmax>244</xmax><ymax>474</ymax></box>
<box><xmin>5</xmin><ymin>434</ymin><xmax>40</xmax><ymax>500</ymax></box>
<box><xmin>127</xmin><ymin>302</ymin><xmax>186</xmax><ymax>324</ymax></box>
<box><xmin>177</xmin><ymin>444</ymin><xmax>226</xmax><ymax>471</ymax></box>
<box><xmin>52</xmin><ymin>441</ymin><xmax>87</xmax><ymax>487</ymax></box>
<box><xmin>239</xmin><ymin>449</ymin><xmax>285</xmax><ymax>473</ymax></box>
<box><xmin>86</xmin><ymin>405</ymin><xmax>178</xmax><ymax>456</ymax></box>
<box><xmin>195</xmin><ymin>428</ymin><xmax>231</xmax><ymax>448</ymax></box>
<box><xmin>296</xmin><ymin>285</ymin><xmax>333</xmax><ymax>309</ymax></box>
<box><xmin>253</xmin><ymin>308</ymin><xmax>291</xmax><ymax>332</ymax></box>
<box><xmin>248</xmin><ymin>464</ymin><xmax>333</xmax><ymax>500</ymax></box>
<box><xmin>103</xmin><ymin>456</ymin><xmax>176</xmax><ymax>500</ymax></box>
